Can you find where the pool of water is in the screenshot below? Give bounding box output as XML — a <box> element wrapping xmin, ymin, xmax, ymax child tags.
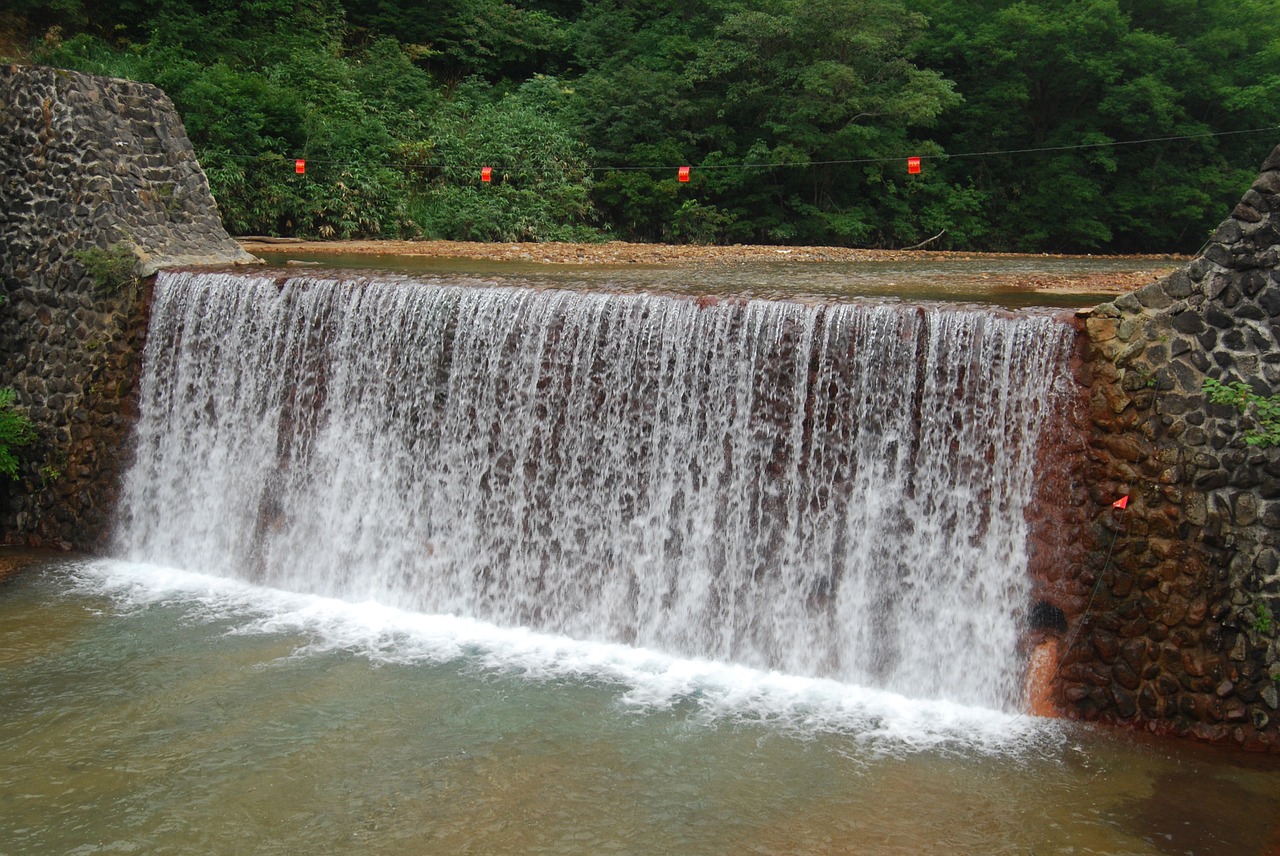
<box><xmin>252</xmin><ymin>251</ymin><xmax>1175</xmax><ymax>309</ymax></box>
<box><xmin>3</xmin><ymin>554</ymin><xmax>1278</xmax><ymax>855</ymax></box>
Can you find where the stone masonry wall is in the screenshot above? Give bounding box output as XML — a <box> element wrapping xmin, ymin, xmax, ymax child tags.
<box><xmin>1054</xmin><ymin>143</ymin><xmax>1280</xmax><ymax>752</ymax></box>
<box><xmin>1</xmin><ymin>64</ymin><xmax>257</xmax><ymax>549</ymax></box>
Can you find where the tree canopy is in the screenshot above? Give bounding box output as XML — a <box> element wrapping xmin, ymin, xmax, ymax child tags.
<box><xmin>12</xmin><ymin>0</ymin><xmax>1280</xmax><ymax>252</ymax></box>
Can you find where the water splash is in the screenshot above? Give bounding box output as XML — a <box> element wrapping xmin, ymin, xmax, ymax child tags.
<box><xmin>116</xmin><ymin>271</ymin><xmax>1075</xmax><ymax>709</ymax></box>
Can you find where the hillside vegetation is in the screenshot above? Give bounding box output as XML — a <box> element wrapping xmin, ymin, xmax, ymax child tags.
<box><xmin>8</xmin><ymin>0</ymin><xmax>1279</xmax><ymax>252</ymax></box>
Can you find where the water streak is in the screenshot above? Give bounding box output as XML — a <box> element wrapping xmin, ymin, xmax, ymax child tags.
<box><xmin>117</xmin><ymin>271</ymin><xmax>1075</xmax><ymax>709</ymax></box>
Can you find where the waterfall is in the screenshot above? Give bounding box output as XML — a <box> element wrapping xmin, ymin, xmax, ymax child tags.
<box><xmin>116</xmin><ymin>270</ymin><xmax>1076</xmax><ymax>709</ymax></box>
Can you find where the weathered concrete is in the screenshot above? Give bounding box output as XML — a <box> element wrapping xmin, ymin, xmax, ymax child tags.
<box><xmin>1053</xmin><ymin>143</ymin><xmax>1280</xmax><ymax>752</ymax></box>
<box><xmin>1</xmin><ymin>64</ymin><xmax>258</xmax><ymax>548</ymax></box>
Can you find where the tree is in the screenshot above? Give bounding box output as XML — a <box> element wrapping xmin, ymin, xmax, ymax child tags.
<box><xmin>20</xmin><ymin>0</ymin><xmax>1280</xmax><ymax>249</ymax></box>
<box><xmin>410</xmin><ymin>75</ymin><xmax>598</xmax><ymax>241</ymax></box>
<box><xmin>571</xmin><ymin>0</ymin><xmax>958</xmax><ymax>245</ymax></box>
<box><xmin>342</xmin><ymin>0</ymin><xmax>571</xmax><ymax>80</ymax></box>
<box><xmin>906</xmin><ymin>0</ymin><xmax>1280</xmax><ymax>252</ymax></box>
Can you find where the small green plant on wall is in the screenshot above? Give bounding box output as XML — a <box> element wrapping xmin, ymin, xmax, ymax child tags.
<box><xmin>1131</xmin><ymin>368</ymin><xmax>1158</xmax><ymax>389</ymax></box>
<box><xmin>1203</xmin><ymin>378</ymin><xmax>1280</xmax><ymax>447</ymax></box>
<box><xmin>1254</xmin><ymin>599</ymin><xmax>1276</xmax><ymax>635</ymax></box>
<box><xmin>0</xmin><ymin>389</ymin><xmax>35</xmax><ymax>479</ymax></box>
<box><xmin>73</xmin><ymin>242</ymin><xmax>139</xmax><ymax>294</ymax></box>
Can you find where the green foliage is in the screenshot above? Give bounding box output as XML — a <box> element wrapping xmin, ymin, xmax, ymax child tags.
<box><xmin>668</xmin><ymin>200</ymin><xmax>737</xmax><ymax>245</ymax></box>
<box><xmin>343</xmin><ymin>0</ymin><xmax>571</xmax><ymax>79</ymax></box>
<box><xmin>20</xmin><ymin>0</ymin><xmax>1280</xmax><ymax>249</ymax></box>
<box><xmin>410</xmin><ymin>76</ymin><xmax>599</xmax><ymax>241</ymax></box>
<box><xmin>1252</xmin><ymin>599</ymin><xmax>1275</xmax><ymax>635</ymax></box>
<box><xmin>904</xmin><ymin>0</ymin><xmax>1280</xmax><ymax>252</ymax></box>
<box><xmin>204</xmin><ymin>155</ymin><xmax>415</xmax><ymax>238</ymax></box>
<box><xmin>73</xmin><ymin>243</ymin><xmax>139</xmax><ymax>293</ymax></box>
<box><xmin>571</xmin><ymin>0</ymin><xmax>959</xmax><ymax>245</ymax></box>
<box><xmin>1204</xmin><ymin>378</ymin><xmax>1280</xmax><ymax>448</ymax></box>
<box><xmin>0</xmin><ymin>389</ymin><xmax>36</xmax><ymax>480</ymax></box>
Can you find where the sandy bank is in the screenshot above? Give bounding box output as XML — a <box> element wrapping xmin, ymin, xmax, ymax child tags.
<box><xmin>237</xmin><ymin>238</ymin><xmax>1185</xmax><ymax>295</ymax></box>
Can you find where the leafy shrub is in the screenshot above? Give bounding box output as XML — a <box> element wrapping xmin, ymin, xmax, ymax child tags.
<box><xmin>1204</xmin><ymin>378</ymin><xmax>1280</xmax><ymax>447</ymax></box>
<box><xmin>73</xmin><ymin>243</ymin><xmax>139</xmax><ymax>293</ymax></box>
<box><xmin>410</xmin><ymin>76</ymin><xmax>600</xmax><ymax>242</ymax></box>
<box><xmin>667</xmin><ymin>200</ymin><xmax>737</xmax><ymax>245</ymax></box>
<box><xmin>0</xmin><ymin>389</ymin><xmax>35</xmax><ymax>480</ymax></box>
<box><xmin>206</xmin><ymin>156</ymin><xmax>415</xmax><ymax>239</ymax></box>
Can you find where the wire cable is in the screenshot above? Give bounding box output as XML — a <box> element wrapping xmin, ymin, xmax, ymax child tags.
<box><xmin>203</xmin><ymin>124</ymin><xmax>1280</xmax><ymax>174</ymax></box>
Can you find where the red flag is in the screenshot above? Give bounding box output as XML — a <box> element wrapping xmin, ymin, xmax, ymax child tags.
<box><xmin>1112</xmin><ymin>495</ymin><xmax>1129</xmax><ymax>509</ymax></box>
<box><xmin>678</xmin><ymin>166</ymin><xmax>691</xmax><ymax>183</ymax></box>
<box><xmin>481</xmin><ymin>166</ymin><xmax>493</xmax><ymax>183</ymax></box>
<box><xmin>295</xmin><ymin>159</ymin><xmax>306</xmax><ymax>174</ymax></box>
<box><xmin>907</xmin><ymin>157</ymin><xmax>921</xmax><ymax>174</ymax></box>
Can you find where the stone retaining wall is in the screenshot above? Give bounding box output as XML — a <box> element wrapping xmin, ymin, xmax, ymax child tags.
<box><xmin>0</xmin><ymin>64</ymin><xmax>257</xmax><ymax>548</ymax></box>
<box><xmin>1054</xmin><ymin>144</ymin><xmax>1280</xmax><ymax>752</ymax></box>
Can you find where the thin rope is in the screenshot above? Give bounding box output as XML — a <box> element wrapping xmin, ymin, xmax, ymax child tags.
<box><xmin>204</xmin><ymin>124</ymin><xmax>1280</xmax><ymax>173</ymax></box>
<box><xmin>1058</xmin><ymin>504</ymin><xmax>1130</xmax><ymax>669</ymax></box>
<box><xmin>1011</xmin><ymin>500</ymin><xmax>1129</xmax><ymax>726</ymax></box>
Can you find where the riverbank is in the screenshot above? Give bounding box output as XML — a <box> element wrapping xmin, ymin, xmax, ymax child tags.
<box><xmin>0</xmin><ymin>547</ymin><xmax>64</xmax><ymax>582</ymax></box>
<box><xmin>237</xmin><ymin>238</ymin><xmax>1185</xmax><ymax>296</ymax></box>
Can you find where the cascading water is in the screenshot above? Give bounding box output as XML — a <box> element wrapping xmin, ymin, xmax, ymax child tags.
<box><xmin>116</xmin><ymin>270</ymin><xmax>1076</xmax><ymax>710</ymax></box>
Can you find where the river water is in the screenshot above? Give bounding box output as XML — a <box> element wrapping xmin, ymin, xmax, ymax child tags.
<box><xmin>2</xmin><ymin>555</ymin><xmax>1279</xmax><ymax>855</ymax></box>
<box><xmin>2</xmin><ymin>260</ymin><xmax>1278</xmax><ymax>854</ymax></box>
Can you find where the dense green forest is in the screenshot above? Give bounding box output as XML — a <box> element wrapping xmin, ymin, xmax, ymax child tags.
<box><xmin>6</xmin><ymin>0</ymin><xmax>1279</xmax><ymax>251</ymax></box>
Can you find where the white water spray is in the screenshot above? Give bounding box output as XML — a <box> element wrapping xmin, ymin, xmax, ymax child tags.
<box><xmin>116</xmin><ymin>271</ymin><xmax>1075</xmax><ymax>709</ymax></box>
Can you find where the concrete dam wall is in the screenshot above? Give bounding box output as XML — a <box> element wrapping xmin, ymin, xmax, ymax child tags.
<box><xmin>3</xmin><ymin>64</ymin><xmax>1280</xmax><ymax>750</ymax></box>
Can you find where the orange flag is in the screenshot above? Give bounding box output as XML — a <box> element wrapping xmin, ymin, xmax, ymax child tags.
<box><xmin>1112</xmin><ymin>495</ymin><xmax>1129</xmax><ymax>509</ymax></box>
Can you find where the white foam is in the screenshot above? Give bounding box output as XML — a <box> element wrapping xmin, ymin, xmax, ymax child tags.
<box><xmin>71</xmin><ymin>558</ymin><xmax>1062</xmax><ymax>755</ymax></box>
<box><xmin>117</xmin><ymin>273</ymin><xmax>1077</xmax><ymax>711</ymax></box>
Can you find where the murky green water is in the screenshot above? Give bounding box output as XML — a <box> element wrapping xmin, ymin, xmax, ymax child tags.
<box><xmin>252</xmin><ymin>251</ymin><xmax>1174</xmax><ymax>308</ymax></box>
<box><xmin>2</xmin><ymin>555</ymin><xmax>1278</xmax><ymax>855</ymax></box>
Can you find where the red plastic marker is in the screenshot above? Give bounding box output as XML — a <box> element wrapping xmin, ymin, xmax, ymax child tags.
<box><xmin>907</xmin><ymin>157</ymin><xmax>921</xmax><ymax>175</ymax></box>
<box><xmin>481</xmin><ymin>166</ymin><xmax>492</xmax><ymax>183</ymax></box>
<box><xmin>678</xmin><ymin>166</ymin><xmax>690</xmax><ymax>183</ymax></box>
<box><xmin>295</xmin><ymin>159</ymin><xmax>306</xmax><ymax>175</ymax></box>
<box><xmin>1112</xmin><ymin>495</ymin><xmax>1129</xmax><ymax>509</ymax></box>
